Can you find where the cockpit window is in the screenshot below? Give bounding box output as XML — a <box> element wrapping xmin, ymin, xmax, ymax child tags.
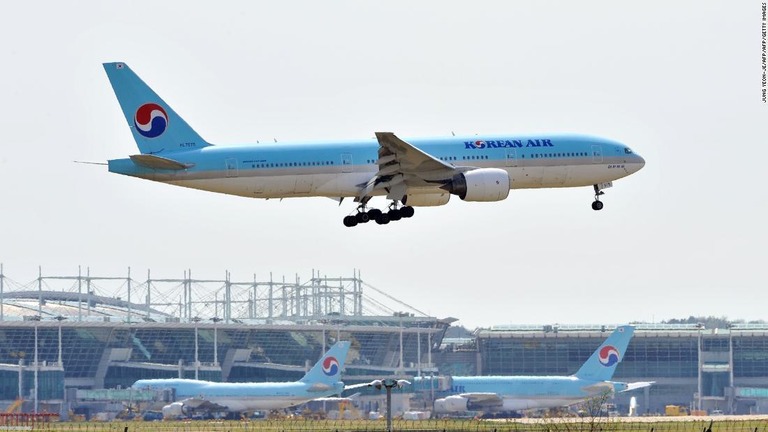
<box><xmin>624</xmin><ymin>147</ymin><xmax>633</xmax><ymax>154</ymax></box>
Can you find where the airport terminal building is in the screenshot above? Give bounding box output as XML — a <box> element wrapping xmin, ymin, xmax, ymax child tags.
<box><xmin>0</xmin><ymin>267</ymin><xmax>767</xmax><ymax>416</ymax></box>
<box><xmin>0</xmin><ymin>268</ymin><xmax>448</xmax><ymax>416</ymax></box>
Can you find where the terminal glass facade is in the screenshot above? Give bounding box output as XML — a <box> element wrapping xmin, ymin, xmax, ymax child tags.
<box><xmin>479</xmin><ymin>333</ymin><xmax>700</xmax><ymax>378</ymax></box>
<box><xmin>733</xmin><ymin>335</ymin><xmax>768</xmax><ymax>378</ymax></box>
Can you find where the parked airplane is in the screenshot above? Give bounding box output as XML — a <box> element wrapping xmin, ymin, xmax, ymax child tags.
<box><xmin>418</xmin><ymin>325</ymin><xmax>652</xmax><ymax>414</ymax></box>
<box><xmin>131</xmin><ymin>341</ymin><xmax>350</xmax><ymax>417</ymax></box>
<box><xmin>103</xmin><ymin>62</ymin><xmax>645</xmax><ymax>227</ymax></box>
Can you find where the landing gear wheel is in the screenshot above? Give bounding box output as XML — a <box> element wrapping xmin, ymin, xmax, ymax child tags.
<box><xmin>400</xmin><ymin>206</ymin><xmax>415</xmax><ymax>218</ymax></box>
<box><xmin>375</xmin><ymin>214</ymin><xmax>390</xmax><ymax>225</ymax></box>
<box><xmin>356</xmin><ymin>212</ymin><xmax>371</xmax><ymax>223</ymax></box>
<box><xmin>343</xmin><ymin>216</ymin><xmax>358</xmax><ymax>227</ymax></box>
<box><xmin>592</xmin><ymin>201</ymin><xmax>604</xmax><ymax>211</ymax></box>
<box><xmin>388</xmin><ymin>209</ymin><xmax>402</xmax><ymax>221</ymax></box>
<box><xmin>367</xmin><ymin>209</ymin><xmax>383</xmax><ymax>219</ymax></box>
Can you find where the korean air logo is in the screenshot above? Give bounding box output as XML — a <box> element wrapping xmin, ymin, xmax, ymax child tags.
<box><xmin>322</xmin><ymin>356</ymin><xmax>340</xmax><ymax>376</ymax></box>
<box><xmin>473</xmin><ymin>140</ymin><xmax>486</xmax><ymax>149</ymax></box>
<box><xmin>134</xmin><ymin>103</ymin><xmax>168</xmax><ymax>138</ymax></box>
<box><xmin>598</xmin><ymin>345</ymin><xmax>620</xmax><ymax>367</ymax></box>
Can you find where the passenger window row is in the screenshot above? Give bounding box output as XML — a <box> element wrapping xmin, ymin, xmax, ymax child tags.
<box><xmin>250</xmin><ymin>161</ymin><xmax>335</xmax><ymax>168</ymax></box>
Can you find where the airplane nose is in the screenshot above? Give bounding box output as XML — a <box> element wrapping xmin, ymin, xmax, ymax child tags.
<box><xmin>634</xmin><ymin>154</ymin><xmax>646</xmax><ymax>171</ymax></box>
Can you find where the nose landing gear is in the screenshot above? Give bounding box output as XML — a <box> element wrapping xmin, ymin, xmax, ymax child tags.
<box><xmin>592</xmin><ymin>184</ymin><xmax>605</xmax><ymax>211</ymax></box>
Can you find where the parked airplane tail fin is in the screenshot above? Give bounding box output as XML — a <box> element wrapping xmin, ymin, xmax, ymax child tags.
<box><xmin>103</xmin><ymin>62</ymin><xmax>211</xmax><ymax>155</ymax></box>
<box><xmin>300</xmin><ymin>341</ymin><xmax>351</xmax><ymax>386</ymax></box>
<box><xmin>574</xmin><ymin>325</ymin><xmax>635</xmax><ymax>381</ymax></box>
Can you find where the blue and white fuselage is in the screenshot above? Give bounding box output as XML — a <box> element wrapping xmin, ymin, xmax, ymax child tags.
<box><xmin>132</xmin><ymin>341</ymin><xmax>350</xmax><ymax>417</ymax></box>
<box><xmin>133</xmin><ymin>378</ymin><xmax>345</xmax><ymax>412</ymax></box>
<box><xmin>419</xmin><ymin>326</ymin><xmax>653</xmax><ymax>414</ymax></box>
<box><xmin>430</xmin><ymin>376</ymin><xmax>634</xmax><ymax>412</ymax></box>
<box><xmin>108</xmin><ymin>135</ymin><xmax>645</xmax><ymax>199</ymax></box>
<box><xmin>103</xmin><ymin>62</ymin><xmax>645</xmax><ymax>225</ymax></box>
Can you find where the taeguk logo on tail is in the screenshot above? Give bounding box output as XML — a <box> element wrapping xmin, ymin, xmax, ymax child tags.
<box><xmin>134</xmin><ymin>103</ymin><xmax>168</xmax><ymax>138</ymax></box>
<box><xmin>598</xmin><ymin>345</ymin><xmax>620</xmax><ymax>367</ymax></box>
<box><xmin>322</xmin><ymin>356</ymin><xmax>340</xmax><ymax>376</ymax></box>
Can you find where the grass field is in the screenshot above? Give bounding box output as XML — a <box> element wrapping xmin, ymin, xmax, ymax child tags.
<box><xmin>6</xmin><ymin>417</ymin><xmax>768</xmax><ymax>432</ymax></box>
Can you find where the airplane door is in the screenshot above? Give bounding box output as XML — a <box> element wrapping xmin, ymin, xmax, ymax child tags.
<box><xmin>341</xmin><ymin>153</ymin><xmax>353</xmax><ymax>173</ymax></box>
<box><xmin>504</xmin><ymin>148</ymin><xmax>518</xmax><ymax>167</ymax></box>
<box><xmin>294</xmin><ymin>176</ymin><xmax>313</xmax><ymax>194</ymax></box>
<box><xmin>225</xmin><ymin>158</ymin><xmax>238</xmax><ymax>177</ymax></box>
<box><xmin>591</xmin><ymin>145</ymin><xmax>603</xmax><ymax>163</ymax></box>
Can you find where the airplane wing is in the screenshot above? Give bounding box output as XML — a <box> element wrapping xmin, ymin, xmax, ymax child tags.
<box><xmin>582</xmin><ymin>382</ymin><xmax>616</xmax><ymax>393</ymax></box>
<box><xmin>306</xmin><ymin>383</ymin><xmax>334</xmax><ymax>393</ymax></box>
<box><xmin>344</xmin><ymin>379</ymin><xmax>410</xmax><ymax>391</ymax></box>
<box><xmin>344</xmin><ymin>382</ymin><xmax>372</xmax><ymax>391</ymax></box>
<box><xmin>359</xmin><ymin>132</ymin><xmax>461</xmax><ymax>200</ymax></box>
<box><xmin>177</xmin><ymin>398</ymin><xmax>229</xmax><ymax>411</ymax></box>
<box><xmin>622</xmin><ymin>381</ymin><xmax>655</xmax><ymax>392</ymax></box>
<box><xmin>459</xmin><ymin>392</ymin><xmax>504</xmax><ymax>406</ymax></box>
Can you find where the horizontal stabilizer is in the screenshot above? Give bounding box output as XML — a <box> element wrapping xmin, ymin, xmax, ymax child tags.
<box><xmin>129</xmin><ymin>154</ymin><xmax>193</xmax><ymax>170</ymax></box>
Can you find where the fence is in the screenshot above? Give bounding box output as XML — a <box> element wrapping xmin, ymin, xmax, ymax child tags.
<box><xmin>12</xmin><ymin>418</ymin><xmax>768</xmax><ymax>432</ymax></box>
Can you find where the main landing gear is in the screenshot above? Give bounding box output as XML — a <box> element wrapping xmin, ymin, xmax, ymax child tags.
<box><xmin>591</xmin><ymin>184</ymin><xmax>605</xmax><ymax>211</ymax></box>
<box><xmin>342</xmin><ymin>202</ymin><xmax>415</xmax><ymax>227</ymax></box>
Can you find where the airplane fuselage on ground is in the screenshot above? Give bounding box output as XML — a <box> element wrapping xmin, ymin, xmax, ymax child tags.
<box><xmin>436</xmin><ymin>375</ymin><xmax>621</xmax><ymax>411</ymax></box>
<box><xmin>134</xmin><ymin>378</ymin><xmax>345</xmax><ymax>412</ymax></box>
<box><xmin>419</xmin><ymin>325</ymin><xmax>653</xmax><ymax>414</ymax></box>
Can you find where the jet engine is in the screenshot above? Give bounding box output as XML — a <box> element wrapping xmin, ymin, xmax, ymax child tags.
<box><xmin>402</xmin><ymin>192</ymin><xmax>450</xmax><ymax>207</ymax></box>
<box><xmin>433</xmin><ymin>395</ymin><xmax>470</xmax><ymax>413</ymax></box>
<box><xmin>161</xmin><ymin>401</ymin><xmax>190</xmax><ymax>419</ymax></box>
<box><xmin>442</xmin><ymin>168</ymin><xmax>510</xmax><ymax>202</ymax></box>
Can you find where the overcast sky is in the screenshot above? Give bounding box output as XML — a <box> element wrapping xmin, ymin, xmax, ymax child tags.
<box><xmin>0</xmin><ymin>1</ymin><xmax>765</xmax><ymax>328</ymax></box>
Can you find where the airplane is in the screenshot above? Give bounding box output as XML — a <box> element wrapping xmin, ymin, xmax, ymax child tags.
<box><xmin>131</xmin><ymin>340</ymin><xmax>350</xmax><ymax>418</ymax></box>
<box><xmin>417</xmin><ymin>325</ymin><xmax>653</xmax><ymax>414</ymax></box>
<box><xmin>103</xmin><ymin>62</ymin><xmax>646</xmax><ymax>227</ymax></box>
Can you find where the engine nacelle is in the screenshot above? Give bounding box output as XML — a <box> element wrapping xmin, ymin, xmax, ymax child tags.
<box><xmin>444</xmin><ymin>168</ymin><xmax>510</xmax><ymax>202</ymax></box>
<box><xmin>433</xmin><ymin>395</ymin><xmax>469</xmax><ymax>413</ymax></box>
<box><xmin>403</xmin><ymin>192</ymin><xmax>450</xmax><ymax>207</ymax></box>
<box><xmin>161</xmin><ymin>402</ymin><xmax>189</xmax><ymax>419</ymax></box>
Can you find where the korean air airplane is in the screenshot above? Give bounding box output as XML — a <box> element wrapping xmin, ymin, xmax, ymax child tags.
<box><xmin>418</xmin><ymin>326</ymin><xmax>653</xmax><ymax>414</ymax></box>
<box><xmin>132</xmin><ymin>341</ymin><xmax>350</xmax><ymax>417</ymax></box>
<box><xmin>103</xmin><ymin>62</ymin><xmax>646</xmax><ymax>227</ymax></box>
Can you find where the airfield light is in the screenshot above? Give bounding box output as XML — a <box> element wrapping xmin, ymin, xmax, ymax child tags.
<box><xmin>368</xmin><ymin>378</ymin><xmax>410</xmax><ymax>432</ymax></box>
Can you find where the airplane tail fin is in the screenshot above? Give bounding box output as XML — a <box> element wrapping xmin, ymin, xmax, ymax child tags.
<box><xmin>103</xmin><ymin>62</ymin><xmax>212</xmax><ymax>155</ymax></box>
<box><xmin>574</xmin><ymin>325</ymin><xmax>635</xmax><ymax>381</ymax></box>
<box><xmin>300</xmin><ymin>341</ymin><xmax>351</xmax><ymax>386</ymax></box>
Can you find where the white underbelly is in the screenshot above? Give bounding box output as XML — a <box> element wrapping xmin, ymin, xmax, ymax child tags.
<box><xmin>210</xmin><ymin>396</ymin><xmax>307</xmax><ymax>412</ymax></box>
<box><xmin>502</xmin><ymin>397</ymin><xmax>582</xmax><ymax>411</ymax></box>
